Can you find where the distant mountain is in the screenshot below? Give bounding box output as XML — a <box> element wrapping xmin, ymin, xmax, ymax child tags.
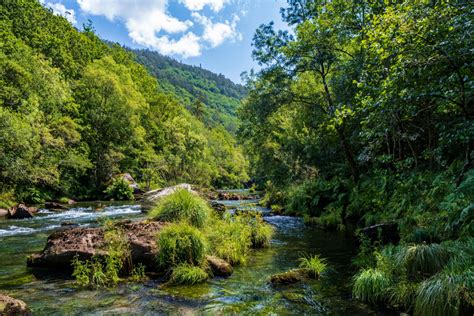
<box><xmin>131</xmin><ymin>49</ymin><xmax>246</xmax><ymax>132</ymax></box>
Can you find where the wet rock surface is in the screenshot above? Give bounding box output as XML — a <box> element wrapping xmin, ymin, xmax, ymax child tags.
<box><xmin>7</xmin><ymin>204</ymin><xmax>37</xmax><ymax>219</ymax></box>
<box><xmin>27</xmin><ymin>220</ymin><xmax>165</xmax><ymax>270</ymax></box>
<box><xmin>0</xmin><ymin>294</ymin><xmax>31</xmax><ymax>315</ymax></box>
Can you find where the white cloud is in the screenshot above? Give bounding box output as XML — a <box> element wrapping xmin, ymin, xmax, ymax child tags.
<box><xmin>193</xmin><ymin>13</ymin><xmax>241</xmax><ymax>48</ymax></box>
<box><xmin>45</xmin><ymin>2</ymin><xmax>77</xmax><ymax>24</ymax></box>
<box><xmin>75</xmin><ymin>0</ymin><xmax>239</xmax><ymax>57</ymax></box>
<box><xmin>181</xmin><ymin>0</ymin><xmax>230</xmax><ymax>12</ymax></box>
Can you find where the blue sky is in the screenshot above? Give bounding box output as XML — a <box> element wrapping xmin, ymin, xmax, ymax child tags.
<box><xmin>42</xmin><ymin>0</ymin><xmax>288</xmax><ymax>83</ymax></box>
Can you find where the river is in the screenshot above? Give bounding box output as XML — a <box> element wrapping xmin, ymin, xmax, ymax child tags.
<box><xmin>0</xmin><ymin>192</ymin><xmax>380</xmax><ymax>315</ymax></box>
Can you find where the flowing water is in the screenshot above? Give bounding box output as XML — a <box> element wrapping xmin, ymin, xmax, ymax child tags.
<box><xmin>0</xmin><ymin>193</ymin><xmax>380</xmax><ymax>315</ymax></box>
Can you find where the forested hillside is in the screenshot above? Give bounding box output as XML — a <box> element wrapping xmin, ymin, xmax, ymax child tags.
<box><xmin>240</xmin><ymin>0</ymin><xmax>473</xmax><ymax>314</ymax></box>
<box><xmin>132</xmin><ymin>49</ymin><xmax>246</xmax><ymax>132</ymax></box>
<box><xmin>0</xmin><ymin>0</ymin><xmax>248</xmax><ymax>205</ymax></box>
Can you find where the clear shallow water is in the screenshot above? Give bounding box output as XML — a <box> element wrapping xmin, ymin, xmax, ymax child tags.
<box><xmin>0</xmin><ymin>195</ymin><xmax>379</xmax><ymax>315</ymax></box>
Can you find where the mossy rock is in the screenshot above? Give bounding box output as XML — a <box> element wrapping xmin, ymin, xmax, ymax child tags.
<box><xmin>206</xmin><ymin>255</ymin><xmax>233</xmax><ymax>277</ymax></box>
<box><xmin>270</xmin><ymin>268</ymin><xmax>309</xmax><ymax>285</ymax></box>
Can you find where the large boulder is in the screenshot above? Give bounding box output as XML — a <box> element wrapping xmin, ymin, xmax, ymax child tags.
<box><xmin>7</xmin><ymin>204</ymin><xmax>37</xmax><ymax>219</ymax></box>
<box><xmin>206</xmin><ymin>256</ymin><xmax>233</xmax><ymax>277</ymax></box>
<box><xmin>0</xmin><ymin>294</ymin><xmax>31</xmax><ymax>315</ymax></box>
<box><xmin>142</xmin><ymin>183</ymin><xmax>194</xmax><ymax>204</ymax></box>
<box><xmin>27</xmin><ymin>220</ymin><xmax>165</xmax><ymax>270</ymax></box>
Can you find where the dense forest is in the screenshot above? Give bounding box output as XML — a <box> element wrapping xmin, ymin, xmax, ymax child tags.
<box><xmin>0</xmin><ymin>0</ymin><xmax>473</xmax><ymax>315</ymax></box>
<box><xmin>239</xmin><ymin>0</ymin><xmax>473</xmax><ymax>314</ymax></box>
<box><xmin>0</xmin><ymin>0</ymin><xmax>248</xmax><ymax>206</ymax></box>
<box><xmin>132</xmin><ymin>48</ymin><xmax>246</xmax><ymax>132</ymax></box>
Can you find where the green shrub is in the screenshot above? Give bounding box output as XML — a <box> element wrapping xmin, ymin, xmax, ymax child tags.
<box><xmin>167</xmin><ymin>264</ymin><xmax>208</xmax><ymax>285</ymax></box>
<box><xmin>149</xmin><ymin>189</ymin><xmax>211</xmax><ymax>228</ymax></box>
<box><xmin>388</xmin><ymin>280</ymin><xmax>418</xmax><ymax>310</ymax></box>
<box><xmin>251</xmin><ymin>218</ymin><xmax>274</xmax><ymax>248</ymax></box>
<box><xmin>156</xmin><ymin>223</ymin><xmax>207</xmax><ymax>268</ymax></box>
<box><xmin>0</xmin><ymin>191</ymin><xmax>16</xmax><ymax>209</ymax></box>
<box><xmin>260</xmin><ymin>181</ymin><xmax>288</xmax><ymax>208</ymax></box>
<box><xmin>58</xmin><ymin>197</ymin><xmax>70</xmax><ymax>204</ymax></box>
<box><xmin>205</xmin><ymin>215</ymin><xmax>252</xmax><ymax>265</ymax></box>
<box><xmin>104</xmin><ymin>177</ymin><xmax>134</xmax><ymax>201</ymax></box>
<box><xmin>288</xmin><ymin>178</ymin><xmax>347</xmax><ymax>216</ymax></box>
<box><xmin>237</xmin><ymin>212</ymin><xmax>274</xmax><ymax>248</ymax></box>
<box><xmin>72</xmin><ymin>255</ymin><xmax>91</xmax><ymax>287</ymax></box>
<box><xmin>298</xmin><ymin>254</ymin><xmax>327</xmax><ymax>279</ymax></box>
<box><xmin>17</xmin><ymin>187</ymin><xmax>51</xmax><ymax>204</ymax></box>
<box><xmin>353</xmin><ymin>268</ymin><xmax>392</xmax><ymax>304</ymax></box>
<box><xmin>130</xmin><ymin>264</ymin><xmax>146</xmax><ymax>282</ymax></box>
<box><xmin>71</xmin><ymin>221</ymin><xmax>136</xmax><ymax>288</ymax></box>
<box><xmin>400</xmin><ymin>243</ymin><xmax>449</xmax><ymax>279</ymax></box>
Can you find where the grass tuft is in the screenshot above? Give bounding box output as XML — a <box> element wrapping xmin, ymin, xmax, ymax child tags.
<box><xmin>400</xmin><ymin>243</ymin><xmax>449</xmax><ymax>279</ymax></box>
<box><xmin>149</xmin><ymin>189</ymin><xmax>211</xmax><ymax>228</ymax></box>
<box><xmin>167</xmin><ymin>264</ymin><xmax>209</xmax><ymax>285</ymax></box>
<box><xmin>298</xmin><ymin>253</ymin><xmax>327</xmax><ymax>279</ymax></box>
<box><xmin>156</xmin><ymin>223</ymin><xmax>207</xmax><ymax>268</ymax></box>
<box><xmin>353</xmin><ymin>268</ymin><xmax>391</xmax><ymax>304</ymax></box>
<box><xmin>205</xmin><ymin>215</ymin><xmax>252</xmax><ymax>265</ymax></box>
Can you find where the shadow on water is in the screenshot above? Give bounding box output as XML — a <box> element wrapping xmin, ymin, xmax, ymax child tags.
<box><xmin>0</xmin><ymin>193</ymin><xmax>384</xmax><ymax>315</ymax></box>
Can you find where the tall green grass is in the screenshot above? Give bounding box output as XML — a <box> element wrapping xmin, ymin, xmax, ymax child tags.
<box><xmin>167</xmin><ymin>264</ymin><xmax>209</xmax><ymax>285</ymax></box>
<box><xmin>149</xmin><ymin>189</ymin><xmax>211</xmax><ymax>228</ymax></box>
<box><xmin>205</xmin><ymin>215</ymin><xmax>252</xmax><ymax>265</ymax></box>
<box><xmin>353</xmin><ymin>268</ymin><xmax>392</xmax><ymax>304</ymax></box>
<box><xmin>156</xmin><ymin>223</ymin><xmax>207</xmax><ymax>267</ymax></box>
<box><xmin>400</xmin><ymin>243</ymin><xmax>449</xmax><ymax>279</ymax></box>
<box><xmin>353</xmin><ymin>238</ymin><xmax>474</xmax><ymax>315</ymax></box>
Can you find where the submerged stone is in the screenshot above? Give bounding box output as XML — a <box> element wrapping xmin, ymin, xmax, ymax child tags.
<box><xmin>270</xmin><ymin>269</ymin><xmax>309</xmax><ymax>285</ymax></box>
<box><xmin>0</xmin><ymin>294</ymin><xmax>31</xmax><ymax>315</ymax></box>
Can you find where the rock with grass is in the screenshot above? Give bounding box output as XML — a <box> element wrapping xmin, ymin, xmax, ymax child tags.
<box><xmin>298</xmin><ymin>254</ymin><xmax>327</xmax><ymax>279</ymax></box>
<box><xmin>27</xmin><ymin>220</ymin><xmax>165</xmax><ymax>270</ymax></box>
<box><xmin>270</xmin><ymin>269</ymin><xmax>309</xmax><ymax>285</ymax></box>
<box><xmin>206</xmin><ymin>255</ymin><xmax>233</xmax><ymax>277</ymax></box>
<box><xmin>0</xmin><ymin>294</ymin><xmax>31</xmax><ymax>315</ymax></box>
